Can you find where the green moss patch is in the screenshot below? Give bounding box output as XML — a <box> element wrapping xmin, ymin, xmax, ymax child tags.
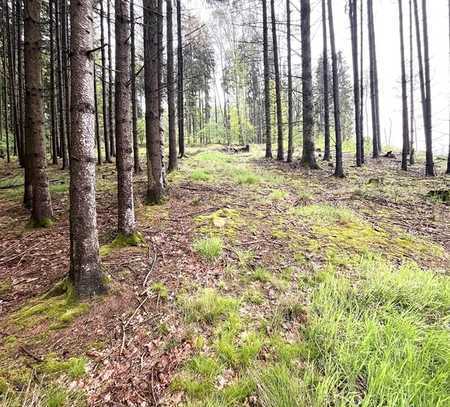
<box><xmin>100</xmin><ymin>231</ymin><xmax>145</xmax><ymax>257</ymax></box>
<box><xmin>11</xmin><ymin>279</ymin><xmax>89</xmax><ymax>330</ymax></box>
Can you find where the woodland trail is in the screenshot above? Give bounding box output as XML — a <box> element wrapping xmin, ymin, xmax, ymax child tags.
<box><xmin>0</xmin><ymin>146</ymin><xmax>449</xmax><ymax>406</ymax></box>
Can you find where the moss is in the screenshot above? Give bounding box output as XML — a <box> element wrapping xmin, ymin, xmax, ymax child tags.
<box><xmin>150</xmin><ymin>282</ymin><xmax>169</xmax><ymax>300</ymax></box>
<box><xmin>0</xmin><ymin>279</ymin><xmax>12</xmax><ymax>296</ymax></box>
<box><xmin>195</xmin><ymin>208</ymin><xmax>241</xmax><ymax>238</ymax></box>
<box><xmin>0</xmin><ymin>377</ymin><xmax>9</xmax><ymax>395</ymax></box>
<box><xmin>28</xmin><ymin>217</ymin><xmax>54</xmax><ymax>229</ymax></box>
<box><xmin>40</xmin><ymin>354</ymin><xmax>87</xmax><ymax>379</ymax></box>
<box><xmin>100</xmin><ymin>231</ymin><xmax>145</xmax><ymax>257</ymax></box>
<box><xmin>12</xmin><ymin>279</ymin><xmax>89</xmax><ymax>330</ymax></box>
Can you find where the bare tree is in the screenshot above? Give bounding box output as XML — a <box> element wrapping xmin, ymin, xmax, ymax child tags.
<box><xmin>398</xmin><ymin>0</ymin><xmax>409</xmax><ymax>171</ymax></box>
<box><xmin>167</xmin><ymin>0</ymin><xmax>177</xmax><ymax>171</ymax></box>
<box><xmin>300</xmin><ymin>0</ymin><xmax>319</xmax><ymax>169</ymax></box>
<box><xmin>262</xmin><ymin>0</ymin><xmax>272</xmax><ymax>158</ymax></box>
<box><xmin>177</xmin><ymin>0</ymin><xmax>185</xmax><ymax>158</ymax></box>
<box><xmin>367</xmin><ymin>0</ymin><xmax>381</xmax><ymax>157</ymax></box>
<box><xmin>270</xmin><ymin>0</ymin><xmax>283</xmax><ymax>161</ymax></box>
<box><xmin>69</xmin><ymin>0</ymin><xmax>106</xmax><ymax>298</ymax></box>
<box><xmin>421</xmin><ymin>0</ymin><xmax>434</xmax><ymax>176</ymax></box>
<box><xmin>349</xmin><ymin>0</ymin><xmax>363</xmax><ymax>166</ymax></box>
<box><xmin>130</xmin><ymin>0</ymin><xmax>141</xmax><ymax>172</ymax></box>
<box><xmin>24</xmin><ymin>0</ymin><xmax>53</xmax><ymax>224</ymax></box>
<box><xmin>286</xmin><ymin>0</ymin><xmax>293</xmax><ymax>162</ymax></box>
<box><xmin>115</xmin><ymin>0</ymin><xmax>137</xmax><ymax>236</ymax></box>
<box><xmin>321</xmin><ymin>0</ymin><xmax>331</xmax><ymax>161</ymax></box>
<box><xmin>327</xmin><ymin>0</ymin><xmax>344</xmax><ymax>177</ymax></box>
<box><xmin>144</xmin><ymin>0</ymin><xmax>165</xmax><ymax>202</ymax></box>
<box><xmin>100</xmin><ymin>0</ymin><xmax>112</xmax><ymax>163</ymax></box>
<box><xmin>409</xmin><ymin>0</ymin><xmax>416</xmax><ymax>164</ymax></box>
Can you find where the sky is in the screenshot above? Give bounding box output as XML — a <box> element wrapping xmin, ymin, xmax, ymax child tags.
<box><xmin>184</xmin><ymin>0</ymin><xmax>450</xmax><ymax>154</ymax></box>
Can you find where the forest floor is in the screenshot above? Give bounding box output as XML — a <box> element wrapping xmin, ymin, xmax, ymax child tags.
<box><xmin>0</xmin><ymin>146</ymin><xmax>449</xmax><ymax>406</ymax></box>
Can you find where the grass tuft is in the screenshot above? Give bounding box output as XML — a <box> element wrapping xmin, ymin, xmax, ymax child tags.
<box><xmin>193</xmin><ymin>237</ymin><xmax>223</xmax><ymax>261</ymax></box>
<box><xmin>179</xmin><ymin>288</ymin><xmax>239</xmax><ymax>324</ymax></box>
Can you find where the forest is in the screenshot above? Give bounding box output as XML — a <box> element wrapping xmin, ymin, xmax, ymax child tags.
<box><xmin>0</xmin><ymin>0</ymin><xmax>449</xmax><ymax>405</ymax></box>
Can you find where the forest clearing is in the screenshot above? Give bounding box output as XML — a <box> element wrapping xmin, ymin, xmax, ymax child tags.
<box><xmin>1</xmin><ymin>0</ymin><xmax>450</xmax><ymax>405</ymax></box>
<box><xmin>0</xmin><ymin>147</ymin><xmax>449</xmax><ymax>405</ymax></box>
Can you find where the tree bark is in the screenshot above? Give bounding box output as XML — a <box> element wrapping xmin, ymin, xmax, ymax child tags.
<box><xmin>270</xmin><ymin>0</ymin><xmax>283</xmax><ymax>161</ymax></box>
<box><xmin>94</xmin><ymin>63</ymin><xmax>102</xmax><ymax>165</ymax></box>
<box><xmin>115</xmin><ymin>0</ymin><xmax>136</xmax><ymax>236</ymax></box>
<box><xmin>421</xmin><ymin>0</ymin><xmax>434</xmax><ymax>176</ymax></box>
<box><xmin>447</xmin><ymin>0</ymin><xmax>450</xmax><ymax>174</ymax></box>
<box><xmin>56</xmin><ymin>0</ymin><xmax>68</xmax><ymax>168</ymax></box>
<box><xmin>321</xmin><ymin>0</ymin><xmax>331</xmax><ymax>161</ymax></box>
<box><xmin>130</xmin><ymin>0</ymin><xmax>141</xmax><ymax>172</ymax></box>
<box><xmin>359</xmin><ymin>0</ymin><xmax>365</xmax><ymax>162</ymax></box>
<box><xmin>349</xmin><ymin>0</ymin><xmax>363</xmax><ymax>167</ymax></box>
<box><xmin>327</xmin><ymin>0</ymin><xmax>344</xmax><ymax>177</ymax></box>
<box><xmin>69</xmin><ymin>0</ymin><xmax>106</xmax><ymax>298</ymax></box>
<box><xmin>300</xmin><ymin>0</ymin><xmax>319</xmax><ymax>169</ymax></box>
<box><xmin>49</xmin><ymin>0</ymin><xmax>58</xmax><ymax>165</ymax></box>
<box><xmin>24</xmin><ymin>0</ymin><xmax>53</xmax><ymax>223</ymax></box>
<box><xmin>398</xmin><ymin>0</ymin><xmax>409</xmax><ymax>171</ymax></box>
<box><xmin>286</xmin><ymin>0</ymin><xmax>293</xmax><ymax>162</ymax></box>
<box><xmin>367</xmin><ymin>0</ymin><xmax>381</xmax><ymax>158</ymax></box>
<box><xmin>61</xmin><ymin>0</ymin><xmax>71</xmax><ymax>162</ymax></box>
<box><xmin>100</xmin><ymin>0</ymin><xmax>111</xmax><ymax>162</ymax></box>
<box><xmin>409</xmin><ymin>0</ymin><xmax>415</xmax><ymax>164</ymax></box>
<box><xmin>262</xmin><ymin>0</ymin><xmax>272</xmax><ymax>158</ymax></box>
<box><xmin>167</xmin><ymin>0</ymin><xmax>177</xmax><ymax>171</ymax></box>
<box><xmin>107</xmin><ymin>0</ymin><xmax>115</xmax><ymax>157</ymax></box>
<box><xmin>176</xmin><ymin>0</ymin><xmax>185</xmax><ymax>158</ymax></box>
<box><xmin>144</xmin><ymin>0</ymin><xmax>165</xmax><ymax>203</ymax></box>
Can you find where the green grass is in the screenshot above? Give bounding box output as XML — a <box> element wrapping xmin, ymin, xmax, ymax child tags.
<box><xmin>303</xmin><ymin>257</ymin><xmax>450</xmax><ymax>406</ymax></box>
<box><xmin>191</xmin><ymin>170</ymin><xmax>211</xmax><ymax>182</ymax></box>
<box><xmin>193</xmin><ymin>237</ymin><xmax>223</xmax><ymax>261</ymax></box>
<box><xmin>179</xmin><ymin>288</ymin><xmax>239</xmax><ymax>324</ymax></box>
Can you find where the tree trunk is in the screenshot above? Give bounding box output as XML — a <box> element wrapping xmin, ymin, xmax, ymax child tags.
<box><xmin>262</xmin><ymin>0</ymin><xmax>272</xmax><ymax>158</ymax></box>
<box><xmin>49</xmin><ymin>0</ymin><xmax>58</xmax><ymax>165</ymax></box>
<box><xmin>24</xmin><ymin>0</ymin><xmax>53</xmax><ymax>224</ymax></box>
<box><xmin>421</xmin><ymin>0</ymin><xmax>434</xmax><ymax>176</ymax></box>
<box><xmin>94</xmin><ymin>63</ymin><xmax>102</xmax><ymax>165</ymax></box>
<box><xmin>100</xmin><ymin>0</ymin><xmax>111</xmax><ymax>163</ymax></box>
<box><xmin>0</xmin><ymin>9</ymin><xmax>8</xmax><ymax>163</ymax></box>
<box><xmin>16</xmin><ymin>0</ymin><xmax>25</xmax><ymax>163</ymax></box>
<box><xmin>61</xmin><ymin>0</ymin><xmax>71</xmax><ymax>162</ymax></box>
<box><xmin>286</xmin><ymin>0</ymin><xmax>293</xmax><ymax>162</ymax></box>
<box><xmin>409</xmin><ymin>0</ymin><xmax>415</xmax><ymax>164</ymax></box>
<box><xmin>447</xmin><ymin>0</ymin><xmax>450</xmax><ymax>174</ymax></box>
<box><xmin>300</xmin><ymin>0</ymin><xmax>319</xmax><ymax>169</ymax></box>
<box><xmin>321</xmin><ymin>0</ymin><xmax>331</xmax><ymax>161</ymax></box>
<box><xmin>367</xmin><ymin>0</ymin><xmax>381</xmax><ymax>158</ymax></box>
<box><xmin>176</xmin><ymin>0</ymin><xmax>185</xmax><ymax>158</ymax></box>
<box><xmin>359</xmin><ymin>0</ymin><xmax>365</xmax><ymax>162</ymax></box>
<box><xmin>349</xmin><ymin>0</ymin><xmax>363</xmax><ymax>167</ymax></box>
<box><xmin>130</xmin><ymin>0</ymin><xmax>141</xmax><ymax>172</ymax></box>
<box><xmin>115</xmin><ymin>0</ymin><xmax>136</xmax><ymax>236</ymax></box>
<box><xmin>69</xmin><ymin>0</ymin><xmax>106</xmax><ymax>298</ymax></box>
<box><xmin>167</xmin><ymin>0</ymin><xmax>177</xmax><ymax>171</ymax></box>
<box><xmin>327</xmin><ymin>0</ymin><xmax>344</xmax><ymax>177</ymax></box>
<box><xmin>270</xmin><ymin>0</ymin><xmax>283</xmax><ymax>161</ymax></box>
<box><xmin>107</xmin><ymin>0</ymin><xmax>115</xmax><ymax>157</ymax></box>
<box><xmin>398</xmin><ymin>0</ymin><xmax>409</xmax><ymax>171</ymax></box>
<box><xmin>144</xmin><ymin>0</ymin><xmax>165</xmax><ymax>203</ymax></box>
<box><xmin>56</xmin><ymin>0</ymin><xmax>68</xmax><ymax>168</ymax></box>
